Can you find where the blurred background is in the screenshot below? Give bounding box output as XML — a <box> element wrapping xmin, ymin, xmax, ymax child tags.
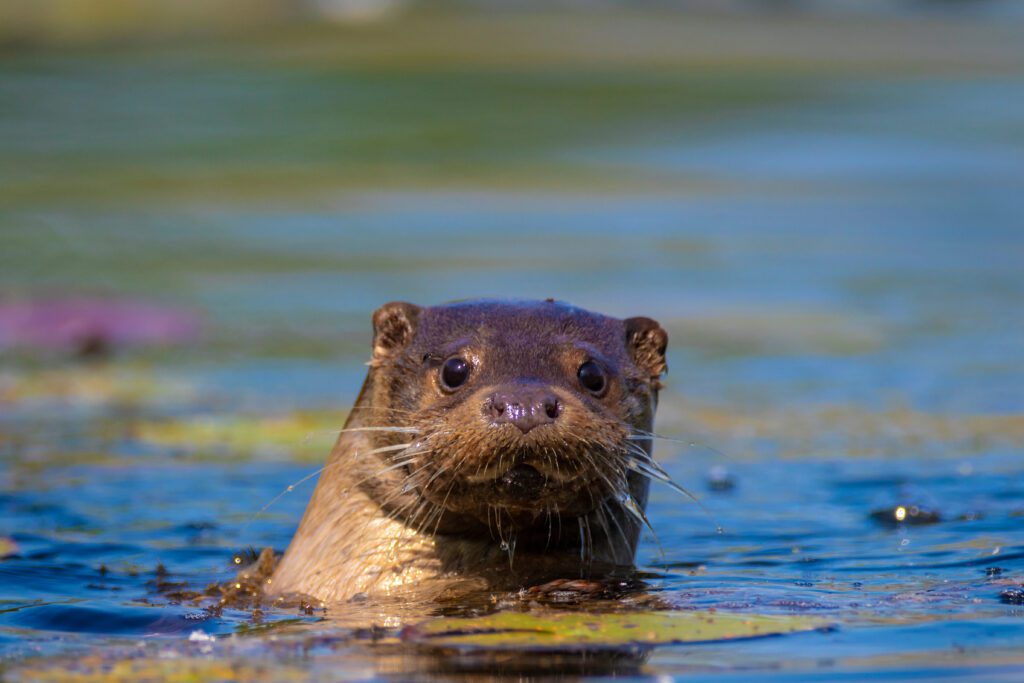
<box><xmin>1</xmin><ymin>1</ymin><xmax>1024</xmax><ymax>678</ymax></box>
<box><xmin>2</xmin><ymin>0</ymin><xmax>1021</xmax><ymax>421</ymax></box>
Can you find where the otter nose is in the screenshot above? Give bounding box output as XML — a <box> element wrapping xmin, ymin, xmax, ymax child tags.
<box><xmin>487</xmin><ymin>386</ymin><xmax>562</xmax><ymax>434</ymax></box>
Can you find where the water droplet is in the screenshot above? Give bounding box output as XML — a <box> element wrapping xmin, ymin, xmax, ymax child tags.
<box><xmin>286</xmin><ymin>485</ymin><xmax>294</xmax><ymax>492</ymax></box>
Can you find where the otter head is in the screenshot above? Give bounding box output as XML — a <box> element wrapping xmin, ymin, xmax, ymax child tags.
<box><xmin>362</xmin><ymin>299</ymin><xmax>667</xmax><ymax>548</ymax></box>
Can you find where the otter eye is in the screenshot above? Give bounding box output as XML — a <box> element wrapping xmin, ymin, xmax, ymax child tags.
<box><xmin>440</xmin><ymin>357</ymin><xmax>470</xmax><ymax>390</ymax></box>
<box><xmin>577</xmin><ymin>360</ymin><xmax>606</xmax><ymax>395</ymax></box>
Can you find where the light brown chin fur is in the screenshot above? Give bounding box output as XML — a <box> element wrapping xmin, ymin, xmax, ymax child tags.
<box><xmin>269</xmin><ymin>300</ymin><xmax>666</xmax><ymax>604</ymax></box>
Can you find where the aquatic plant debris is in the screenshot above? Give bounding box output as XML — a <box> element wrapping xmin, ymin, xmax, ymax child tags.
<box><xmin>401</xmin><ymin>609</ymin><xmax>829</xmax><ymax>648</ymax></box>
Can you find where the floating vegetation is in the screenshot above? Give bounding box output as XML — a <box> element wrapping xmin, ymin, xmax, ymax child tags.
<box><xmin>402</xmin><ymin>609</ymin><xmax>830</xmax><ymax>648</ymax></box>
<box><xmin>136</xmin><ymin>412</ymin><xmax>346</xmax><ymax>462</ymax></box>
<box><xmin>1000</xmin><ymin>588</ymin><xmax>1024</xmax><ymax>606</ymax></box>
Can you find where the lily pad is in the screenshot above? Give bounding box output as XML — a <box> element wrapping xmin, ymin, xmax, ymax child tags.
<box><xmin>137</xmin><ymin>412</ymin><xmax>344</xmax><ymax>461</ymax></box>
<box><xmin>403</xmin><ymin>609</ymin><xmax>829</xmax><ymax>649</ymax></box>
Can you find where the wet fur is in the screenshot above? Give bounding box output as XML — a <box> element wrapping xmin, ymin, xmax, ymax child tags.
<box><xmin>271</xmin><ymin>300</ymin><xmax>667</xmax><ymax>603</ymax></box>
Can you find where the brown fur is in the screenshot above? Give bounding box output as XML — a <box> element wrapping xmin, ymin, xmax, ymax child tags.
<box><xmin>270</xmin><ymin>299</ymin><xmax>667</xmax><ymax>603</ymax></box>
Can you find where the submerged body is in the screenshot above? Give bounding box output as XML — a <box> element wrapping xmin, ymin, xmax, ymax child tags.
<box><xmin>272</xmin><ymin>299</ymin><xmax>668</xmax><ymax>603</ymax></box>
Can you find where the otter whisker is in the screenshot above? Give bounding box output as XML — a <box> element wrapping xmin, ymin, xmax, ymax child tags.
<box><xmin>570</xmin><ymin>441</ymin><xmax>626</xmax><ymax>504</ymax></box>
<box><xmin>310</xmin><ymin>425</ymin><xmax>422</xmax><ymax>440</ymax></box>
<box><xmin>342</xmin><ymin>437</ymin><xmax>443</xmax><ymax>543</ymax></box>
<box><xmin>621</xmin><ymin>447</ymin><xmax>723</xmax><ymax>533</ymax></box>
<box><xmin>247</xmin><ymin>464</ymin><xmax>328</xmax><ymax>529</ymax></box>
<box><xmin>345</xmin><ymin>405</ymin><xmax>423</xmax><ymax>417</ymax></box>
<box><xmin>592</xmin><ymin>503</ymin><xmax>614</xmax><ymax>556</ymax></box>
<box><xmin>350</xmin><ymin>425</ymin><xmax>421</xmax><ymax>433</ymax></box>
<box><xmin>395</xmin><ymin>460</ymin><xmax>436</xmax><ymax>497</ymax></box>
<box><xmin>417</xmin><ymin>443</ymin><xmax>477</xmax><ymax>538</ymax></box>
<box><xmin>585</xmin><ymin>516</ymin><xmax>593</xmax><ymax>566</ymax></box>
<box><xmin>626</xmin><ymin>429</ymin><xmax>730</xmax><ymax>460</ymax></box>
<box><xmin>600</xmin><ymin>499</ymin><xmax>638</xmax><ymax>564</ymax></box>
<box><xmin>617</xmin><ymin>489</ymin><xmax>662</xmax><ymax>550</ymax></box>
<box><xmin>341</xmin><ymin>443</ymin><xmax>427</xmax><ymax>490</ymax></box>
<box><xmin>247</xmin><ymin>440</ymin><xmax>417</xmax><ymax>529</ymax></box>
<box><xmin>405</xmin><ymin>494</ymin><xmax>440</xmax><ymax>539</ymax></box>
<box><xmin>577</xmin><ymin>517</ymin><xmax>586</xmax><ymax>565</ymax></box>
<box><xmin>622</xmin><ymin>452</ymin><xmax>674</xmax><ymax>484</ymax></box>
<box><xmin>420</xmin><ymin>462</ymin><xmax>452</xmax><ymax>493</ymax></box>
<box><xmin>494</xmin><ymin>502</ymin><xmax>504</xmax><ymax>542</ymax></box>
<box><xmin>622</xmin><ymin>445</ymin><xmax>693</xmax><ymax>493</ymax></box>
<box><xmin>503</xmin><ymin>535</ymin><xmax>517</xmax><ymax>569</ymax></box>
<box><xmin>486</xmin><ymin>504</ymin><xmax>495</xmax><ymax>542</ymax></box>
<box><xmin>396</xmin><ymin>496</ymin><xmax>434</xmax><ymax>540</ymax></box>
<box><xmin>430</xmin><ymin>481</ymin><xmax>459</xmax><ymax>539</ymax></box>
<box><xmin>396</xmin><ymin>444</ymin><xmax>467</xmax><ymax>535</ymax></box>
<box><xmin>549</xmin><ymin>445</ymin><xmax>561</xmax><ymax>480</ymax></box>
<box><xmin>363</xmin><ymin>442</ymin><xmax>420</xmax><ymax>456</ymax></box>
<box><xmin>577</xmin><ymin>516</ymin><xmax>596</xmax><ymax>570</ymax></box>
<box><xmin>352</xmin><ymin>454</ymin><xmax>427</xmax><ymax>491</ymax></box>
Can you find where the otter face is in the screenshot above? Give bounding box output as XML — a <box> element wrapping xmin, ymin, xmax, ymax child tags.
<box><xmin>365</xmin><ymin>299</ymin><xmax>667</xmax><ymax>543</ymax></box>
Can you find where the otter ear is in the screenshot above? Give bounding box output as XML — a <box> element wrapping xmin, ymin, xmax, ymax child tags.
<box><xmin>372</xmin><ymin>301</ymin><xmax>421</xmax><ymax>360</ymax></box>
<box><xmin>624</xmin><ymin>316</ymin><xmax>668</xmax><ymax>379</ymax></box>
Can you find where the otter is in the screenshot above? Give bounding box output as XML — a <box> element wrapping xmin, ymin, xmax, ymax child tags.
<box><xmin>271</xmin><ymin>299</ymin><xmax>668</xmax><ymax>604</ymax></box>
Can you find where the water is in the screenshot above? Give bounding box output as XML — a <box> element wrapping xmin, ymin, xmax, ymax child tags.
<box><xmin>1</xmin><ymin>11</ymin><xmax>1023</xmax><ymax>681</ymax></box>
